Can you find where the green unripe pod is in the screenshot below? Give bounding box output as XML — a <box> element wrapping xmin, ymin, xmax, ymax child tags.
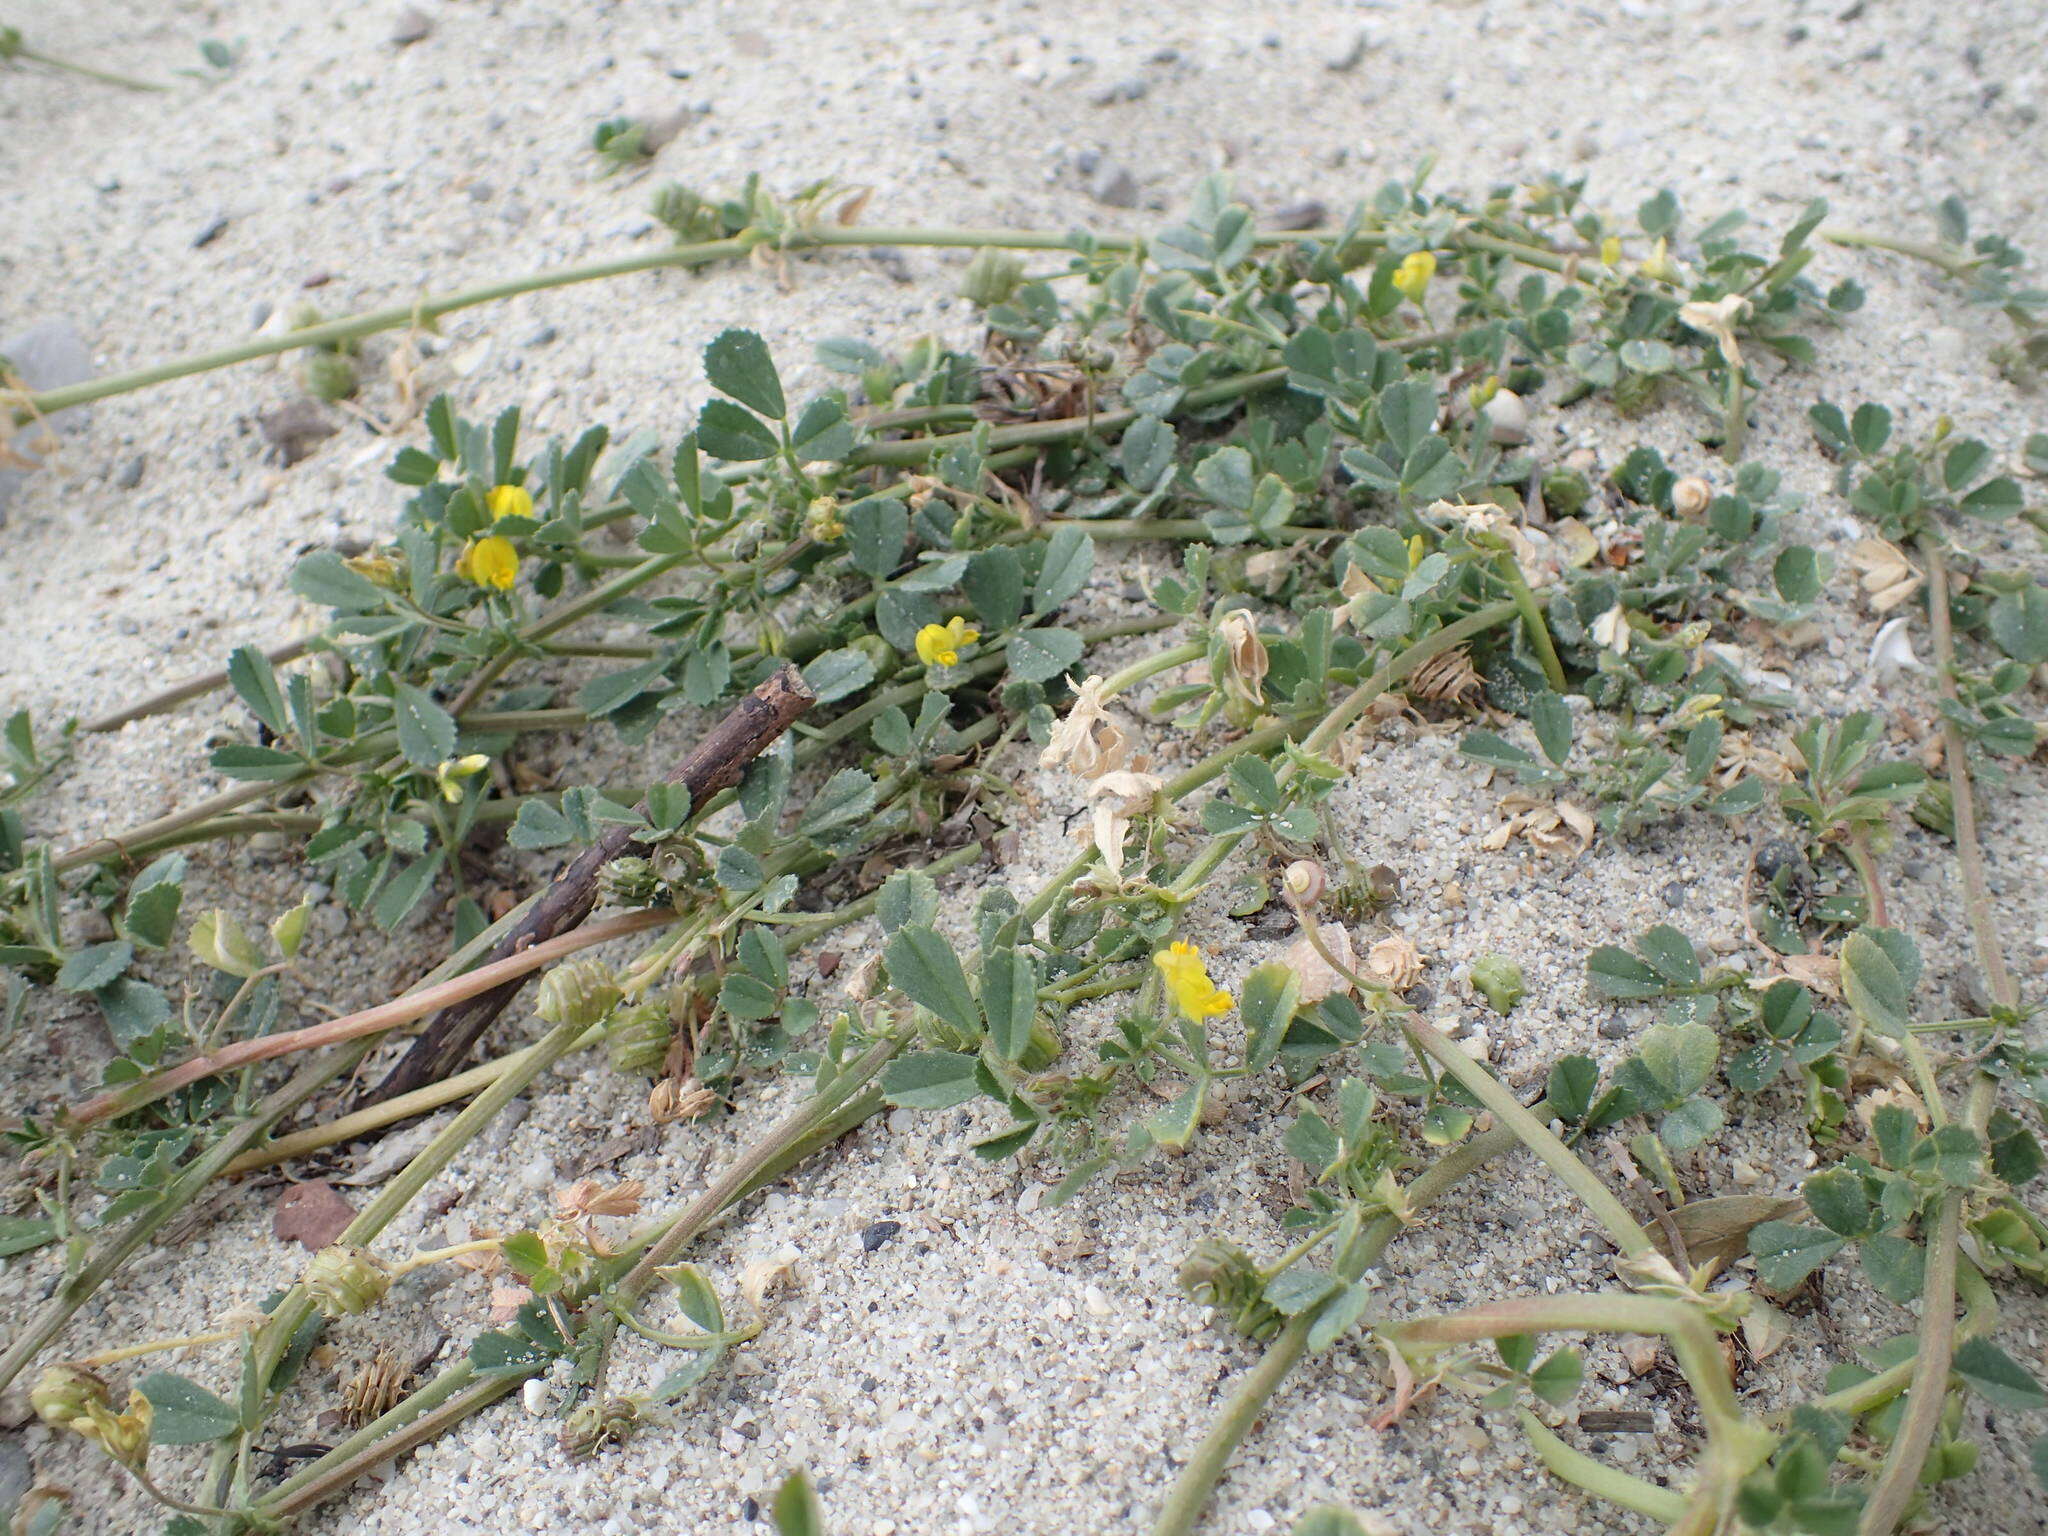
<box><xmin>536</xmin><ymin>958</ymin><xmax>623</xmax><ymax>1028</ymax></box>
<box><xmin>1470</xmin><ymin>954</ymin><xmax>1527</xmax><ymax>1015</ymax></box>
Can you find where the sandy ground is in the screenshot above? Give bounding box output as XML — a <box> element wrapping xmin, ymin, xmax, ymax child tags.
<box><xmin>3</xmin><ymin>1</ymin><xmax>2047</xmax><ymax>1533</ymax></box>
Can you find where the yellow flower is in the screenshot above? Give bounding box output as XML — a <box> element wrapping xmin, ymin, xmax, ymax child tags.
<box><xmin>486</xmin><ymin>483</ymin><xmax>534</xmax><ymax>520</ymax></box>
<box><xmin>1392</xmin><ymin>250</ymin><xmax>1436</xmax><ymax>303</ymax></box>
<box><xmin>914</xmin><ymin>617</ymin><xmax>979</xmax><ymax>667</ymax></box>
<box><xmin>1600</xmin><ymin>235</ymin><xmax>1622</xmax><ymax>268</ymax></box>
<box><xmin>457</xmin><ymin>535</ymin><xmax>519</xmax><ymax>590</ymax></box>
<box><xmin>1154</xmin><ymin>941</ymin><xmax>1233</xmax><ymax>1023</ymax></box>
<box><xmin>434</xmin><ymin>753</ymin><xmax>491</xmax><ymax>802</ymax></box>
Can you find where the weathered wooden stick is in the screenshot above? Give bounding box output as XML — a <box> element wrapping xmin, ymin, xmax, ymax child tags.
<box><xmin>356</xmin><ymin>663</ymin><xmax>815</xmax><ymax>1106</ymax></box>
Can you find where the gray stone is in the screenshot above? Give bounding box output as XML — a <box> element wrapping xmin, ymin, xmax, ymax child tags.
<box><xmin>193</xmin><ymin>212</ymin><xmax>230</xmax><ymax>248</ymax></box>
<box><xmin>0</xmin><ymin>1432</ymin><xmax>30</xmax><ymax>1521</ymax></box>
<box><xmin>1087</xmin><ymin>163</ymin><xmax>1139</xmax><ymax>209</ymax></box>
<box><xmin>523</xmin><ymin>324</ymin><xmax>558</xmax><ymax>348</ymax></box>
<box><xmin>115</xmin><ymin>452</ymin><xmax>146</xmax><ymax>489</ymax></box>
<box><xmin>0</xmin><ymin>317</ymin><xmax>96</xmax><ymax>520</ymax></box>
<box><xmin>390</xmin><ymin>5</ymin><xmax>433</xmax><ymax>45</ymax></box>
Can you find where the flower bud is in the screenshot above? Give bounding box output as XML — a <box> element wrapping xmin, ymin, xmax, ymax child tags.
<box><xmin>306</xmin><ymin>1244</ymin><xmax>394</xmax><ymax>1317</ymax></box>
<box><xmin>959</xmin><ymin>248</ymin><xmax>1024</xmax><ymax>309</ymax></box>
<box><xmin>1282</xmin><ymin>860</ymin><xmax>1328</xmax><ymax>909</ymax></box>
<box><xmin>598</xmin><ymin>856</ymin><xmax>665</xmax><ymax>910</ymax></box>
<box><xmin>31</xmin><ymin>1364</ymin><xmax>110</xmax><ymax>1431</ymax></box>
<box><xmin>804</xmin><ymin>495</ymin><xmax>845</xmax><ymax>542</ymax></box>
<box><xmin>536</xmin><ymin>958</ymin><xmax>623</xmax><ymax>1028</ymax></box>
<box><xmin>1671</xmin><ymin>476</ymin><xmax>1711</xmax><ymax>519</ymax></box>
<box><xmin>606</xmin><ymin>1000</ymin><xmax>674</xmax><ymax>1077</ymax></box>
<box><xmin>1469</xmin><ymin>954</ymin><xmax>1526</xmax><ymax>1015</ymax></box>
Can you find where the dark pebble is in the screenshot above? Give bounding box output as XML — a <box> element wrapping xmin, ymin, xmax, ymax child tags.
<box><xmin>860</xmin><ymin>1219</ymin><xmax>902</xmax><ymax>1253</ymax></box>
<box><xmin>1269</xmin><ymin>199</ymin><xmax>1327</xmax><ymax>231</ymax></box>
<box><xmin>1659</xmin><ymin>881</ymin><xmax>1686</xmax><ymax>909</ymax></box>
<box><xmin>1599</xmin><ymin>1016</ymin><xmax>1631</xmax><ymax>1040</ymax></box>
<box><xmin>861</xmin><ymin>1375</ymin><xmax>880</xmax><ymax>1393</ymax></box>
<box><xmin>1087</xmin><ymin>164</ymin><xmax>1139</xmax><ymax>209</ymax></box>
<box><xmin>1407</xmin><ymin>985</ymin><xmax>1434</xmax><ymax>1011</ymax></box>
<box><xmin>741</xmin><ymin>1496</ymin><xmax>759</xmax><ymax>1521</ymax></box>
<box><xmin>523</xmin><ymin>324</ymin><xmax>558</xmax><ymax>348</ymax></box>
<box><xmin>733</xmin><ymin>1421</ymin><xmax>760</xmax><ymax>1440</ymax></box>
<box><xmin>114</xmin><ymin>453</ymin><xmax>146</xmax><ymax>489</ymax></box>
<box><xmin>193</xmin><ymin>214</ymin><xmax>230</xmax><ymax>248</ymax></box>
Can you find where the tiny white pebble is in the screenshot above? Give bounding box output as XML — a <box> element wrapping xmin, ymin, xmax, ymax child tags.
<box><xmin>520</xmin><ymin>1379</ymin><xmax>550</xmax><ymax>1417</ymax></box>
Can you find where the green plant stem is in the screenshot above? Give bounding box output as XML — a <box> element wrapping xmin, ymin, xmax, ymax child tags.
<box><xmin>14</xmin><ymin>238</ymin><xmax>746</xmax><ymax>422</ymax></box>
<box><xmin>1151</xmin><ymin>1110</ymin><xmax>1538</xmax><ymax>1536</ymax></box>
<box><xmin>242</xmin><ymin>1003</ymin><xmax>596</xmax><ymax>1432</ymax></box>
<box><xmin>78</xmin><ymin>638</ymin><xmax>312</xmax><ymax>734</ymax></box>
<box><xmin>846</xmin><ymin>369</ymin><xmax>1286</xmax><ymax>469</ymax></box>
<box><xmin>1859</xmin><ymin>542</ymin><xmax>2013</xmax><ymax>1536</ymax></box>
<box><xmin>1168</xmin><ymin>600</ymin><xmax>1521</xmax><ymax>898</ymax></box>
<box><xmin>1844</xmin><ymin>827</ymin><xmax>1889</xmax><ymax>928</ymax></box>
<box><xmin>1821</xmin><ymin>229</ymin><xmax>1976</xmax><ymax>281</ymax></box>
<box><xmin>6</xmin><ymin>40</ymin><xmax>167</xmax><ymax>92</ymax></box>
<box><xmin>1495</xmin><ymin>556</ymin><xmax>1567</xmax><ymax>692</ymax></box>
<box><xmin>1517</xmin><ymin>1408</ymin><xmax>1688</xmax><ymax>1521</ymax></box>
<box><xmin>1403</xmin><ymin>1017</ymin><xmax>1655</xmax><ymax>1259</ymax></box>
<box><xmin>0</xmin><ymin>1040</ymin><xmax>375</xmax><ymax>1396</ymax></box>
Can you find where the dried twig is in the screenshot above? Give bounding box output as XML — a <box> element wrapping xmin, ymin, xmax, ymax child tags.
<box><xmin>358</xmin><ymin>663</ymin><xmax>816</xmax><ymax>1106</ymax></box>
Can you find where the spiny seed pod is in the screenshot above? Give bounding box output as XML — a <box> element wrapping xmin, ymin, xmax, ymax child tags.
<box><xmin>31</xmin><ymin>1364</ymin><xmax>110</xmax><ymax>1431</ymax></box>
<box><xmin>598</xmin><ymin>856</ymin><xmax>665</xmax><ymax>910</ymax></box>
<box><xmin>606</xmin><ymin>1000</ymin><xmax>674</xmax><ymax>1078</ymax></box>
<box><xmin>1282</xmin><ymin>860</ymin><xmax>1328</xmax><ymax>909</ymax></box>
<box><xmin>959</xmin><ymin>247</ymin><xmax>1025</xmax><ymax>309</ymax></box>
<box><xmin>1912</xmin><ymin>780</ymin><xmax>1955</xmax><ymax>839</ymax></box>
<box><xmin>1176</xmin><ymin>1238</ymin><xmax>1282</xmax><ymax>1341</ymax></box>
<box><xmin>1541</xmin><ymin>470</ymin><xmax>1590</xmax><ymax>518</ymax></box>
<box><xmin>649</xmin><ymin>182</ymin><xmax>722</xmax><ymax>243</ymax></box>
<box><xmin>305</xmin><ymin>1244</ymin><xmax>394</xmax><ymax>1317</ymax></box>
<box><xmin>297</xmin><ymin>350</ymin><xmax>358</xmax><ymax>401</ymax></box>
<box><xmin>536</xmin><ymin>958</ymin><xmax>623</xmax><ymax>1028</ymax></box>
<box><xmin>1470</xmin><ymin>954</ymin><xmax>1527</xmax><ymax>1015</ymax></box>
<box><xmin>1612</xmin><ymin>372</ymin><xmax>1661</xmax><ymax>418</ymax></box>
<box><xmin>1671</xmin><ymin>476</ymin><xmax>1712</xmax><ymax>518</ymax></box>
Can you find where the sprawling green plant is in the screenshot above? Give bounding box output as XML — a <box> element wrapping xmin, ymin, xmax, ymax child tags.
<box><xmin>1</xmin><ymin>171</ymin><xmax>2043</xmax><ymax>1536</ymax></box>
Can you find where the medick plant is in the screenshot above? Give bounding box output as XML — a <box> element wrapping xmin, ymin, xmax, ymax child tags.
<box><xmin>1</xmin><ymin>168</ymin><xmax>2044</xmax><ymax>1536</ymax></box>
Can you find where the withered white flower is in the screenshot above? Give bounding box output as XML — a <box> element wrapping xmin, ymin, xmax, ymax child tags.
<box><xmin>1216</xmin><ymin>610</ymin><xmax>1269</xmax><ymax>708</ymax></box>
<box><xmin>1677</xmin><ymin>293</ymin><xmax>1751</xmax><ymax>368</ymax></box>
<box><xmin>1848</xmin><ymin>538</ymin><xmax>1923</xmax><ymax>614</ymax></box>
<box><xmin>1591</xmin><ymin>602</ymin><xmax>1632</xmax><ymax>656</ymax></box>
<box><xmin>1867</xmin><ymin>615</ymin><xmax>1922</xmax><ymax>678</ymax></box>
<box><xmin>1039</xmin><ymin>675</ymin><xmax>1131</xmax><ymax>780</ymax></box>
<box><xmin>1085</xmin><ymin>769</ymin><xmax>1162</xmax><ymax>880</ymax></box>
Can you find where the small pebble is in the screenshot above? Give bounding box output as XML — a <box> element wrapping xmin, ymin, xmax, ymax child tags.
<box><xmin>1599</xmin><ymin>1016</ymin><xmax>1631</xmax><ymax>1040</ymax></box>
<box><xmin>860</xmin><ymin>1220</ymin><xmax>902</xmax><ymax>1253</ymax></box>
<box><xmin>390</xmin><ymin>5</ymin><xmax>433</xmax><ymax>45</ymax></box>
<box><xmin>114</xmin><ymin>453</ymin><xmax>146</xmax><ymax>489</ymax></box>
<box><xmin>1268</xmin><ymin>199</ymin><xmax>1327</xmax><ymax>231</ymax></box>
<box><xmin>523</xmin><ymin>324</ymin><xmax>558</xmax><ymax>347</ymax></box>
<box><xmin>193</xmin><ymin>213</ymin><xmax>230</xmax><ymax>248</ymax></box>
<box><xmin>520</xmin><ymin>1379</ymin><xmax>551</xmax><ymax>1416</ymax></box>
<box><xmin>1087</xmin><ymin>163</ymin><xmax>1139</xmax><ymax>208</ymax></box>
<box><xmin>1659</xmin><ymin>881</ymin><xmax>1686</xmax><ymax>909</ymax></box>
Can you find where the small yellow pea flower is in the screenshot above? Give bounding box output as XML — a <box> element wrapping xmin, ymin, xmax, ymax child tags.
<box><xmin>434</xmin><ymin>753</ymin><xmax>491</xmax><ymax>802</ymax></box>
<box><xmin>914</xmin><ymin>617</ymin><xmax>979</xmax><ymax>667</ymax></box>
<box><xmin>1640</xmin><ymin>236</ymin><xmax>1679</xmax><ymax>285</ymax></box>
<box><xmin>486</xmin><ymin>483</ymin><xmax>534</xmax><ymax>520</ymax></box>
<box><xmin>1392</xmin><ymin>250</ymin><xmax>1436</xmax><ymax>304</ymax></box>
<box><xmin>457</xmin><ymin>534</ymin><xmax>519</xmax><ymax>590</ymax></box>
<box><xmin>1154</xmin><ymin>941</ymin><xmax>1233</xmax><ymax>1024</ymax></box>
<box><xmin>1600</xmin><ymin>235</ymin><xmax>1622</xmax><ymax>268</ymax></box>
